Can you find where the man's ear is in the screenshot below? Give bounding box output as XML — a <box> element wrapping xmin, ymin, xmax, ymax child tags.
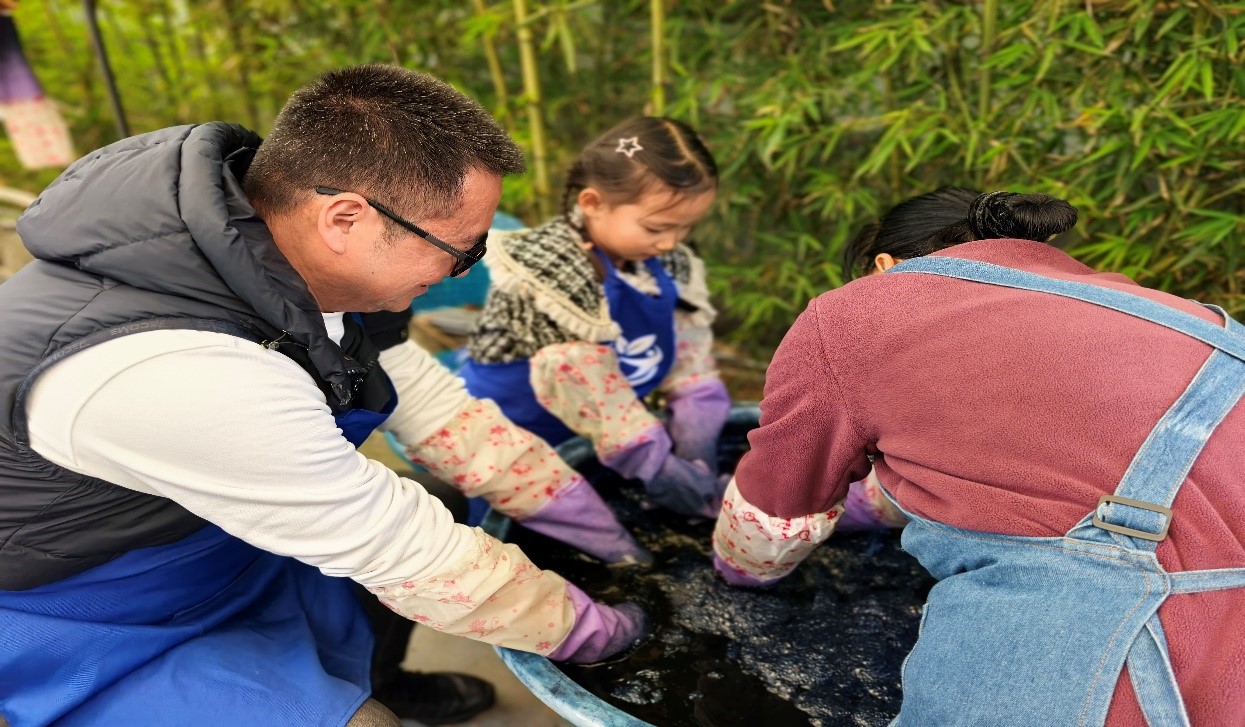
<box><xmin>318</xmin><ymin>195</ymin><xmax>370</xmax><ymax>255</ymax></box>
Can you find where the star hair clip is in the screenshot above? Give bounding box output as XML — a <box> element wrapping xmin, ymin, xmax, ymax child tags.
<box><xmin>615</xmin><ymin>137</ymin><xmax>643</xmax><ymax>158</ymax></box>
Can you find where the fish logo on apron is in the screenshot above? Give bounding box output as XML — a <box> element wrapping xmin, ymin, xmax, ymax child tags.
<box><xmin>615</xmin><ymin>333</ymin><xmax>665</xmax><ymax>387</ymax></box>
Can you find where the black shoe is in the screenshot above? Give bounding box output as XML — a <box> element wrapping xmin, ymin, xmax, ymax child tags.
<box><xmin>371</xmin><ymin>671</ymin><xmax>496</xmax><ymax>725</ymax></box>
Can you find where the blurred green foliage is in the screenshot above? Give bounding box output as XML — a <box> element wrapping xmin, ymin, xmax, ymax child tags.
<box><xmin>3</xmin><ymin>0</ymin><xmax>1244</xmax><ymax>353</ymax></box>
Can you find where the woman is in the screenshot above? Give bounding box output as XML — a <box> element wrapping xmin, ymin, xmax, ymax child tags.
<box><xmin>712</xmin><ymin>188</ymin><xmax>1245</xmax><ymax>725</ymax></box>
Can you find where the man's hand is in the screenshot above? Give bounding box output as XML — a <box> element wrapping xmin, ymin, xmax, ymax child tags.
<box><xmin>547</xmin><ymin>583</ymin><xmax>650</xmax><ymax>664</ymax></box>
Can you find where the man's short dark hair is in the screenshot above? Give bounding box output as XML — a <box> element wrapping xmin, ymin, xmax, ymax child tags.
<box><xmin>244</xmin><ymin>64</ymin><xmax>525</xmax><ymax>222</ymax></box>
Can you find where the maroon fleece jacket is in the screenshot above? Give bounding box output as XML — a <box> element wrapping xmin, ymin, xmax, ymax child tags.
<box><xmin>735</xmin><ymin>239</ymin><xmax>1245</xmax><ymax>725</ymax></box>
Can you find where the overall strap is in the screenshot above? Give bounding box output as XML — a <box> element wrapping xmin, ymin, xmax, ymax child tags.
<box><xmin>1094</xmin><ymin>330</ymin><xmax>1245</xmax><ymax>548</ymax></box>
<box><xmin>890</xmin><ymin>258</ymin><xmax>1245</xmax><ymax>548</ymax></box>
<box><xmin>889</xmin><ymin>257</ymin><xmax>1245</xmax><ymax>363</ymax></box>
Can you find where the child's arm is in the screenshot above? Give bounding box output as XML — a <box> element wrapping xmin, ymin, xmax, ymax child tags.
<box><xmin>378</xmin><ymin>339</ymin><xmax>648</xmax><ymax>565</ymax></box>
<box><xmin>657</xmin><ymin>247</ymin><xmax>731</xmax><ymax>470</ymax></box>
<box><xmin>710</xmin><ymin>302</ymin><xmax>877</xmax><ymax>585</ymax></box>
<box><xmin>659</xmin><ymin>312</ymin><xmax>731</xmax><ymax>472</ymax></box>
<box><xmin>529</xmin><ymin>341</ymin><xmax>722</xmax><ymax>518</ymax></box>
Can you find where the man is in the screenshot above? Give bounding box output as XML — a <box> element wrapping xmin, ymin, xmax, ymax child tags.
<box><xmin>0</xmin><ymin>65</ymin><xmax>646</xmax><ymax>727</ymax></box>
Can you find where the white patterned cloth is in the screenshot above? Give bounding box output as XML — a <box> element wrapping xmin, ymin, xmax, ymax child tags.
<box><xmin>713</xmin><ymin>478</ymin><xmax>845</xmax><ymax>584</ymax></box>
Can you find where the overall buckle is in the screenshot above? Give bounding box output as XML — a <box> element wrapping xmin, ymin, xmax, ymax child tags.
<box><xmin>1092</xmin><ymin>495</ymin><xmax>1173</xmax><ymax>542</ymax></box>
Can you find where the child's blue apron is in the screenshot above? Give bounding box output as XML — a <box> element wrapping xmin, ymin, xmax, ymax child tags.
<box><xmin>0</xmin><ymin>332</ymin><xmax>399</xmax><ymax>727</ymax></box>
<box><xmin>462</xmin><ymin>251</ymin><xmax>678</xmax><ymax>447</ymax></box>
<box><xmin>460</xmin><ymin>251</ymin><xmax>678</xmax><ymax>523</ymax></box>
<box><xmin>883</xmin><ymin>256</ymin><xmax>1245</xmax><ymax>726</ymax></box>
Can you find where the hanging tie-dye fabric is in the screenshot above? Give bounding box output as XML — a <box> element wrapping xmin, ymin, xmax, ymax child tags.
<box><xmin>1</xmin><ymin>12</ymin><xmax>74</xmax><ymax>169</ymax></box>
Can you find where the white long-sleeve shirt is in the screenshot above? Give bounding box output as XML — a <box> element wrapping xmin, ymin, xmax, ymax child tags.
<box><xmin>26</xmin><ymin>313</ymin><xmax>472</xmax><ymax>588</ymax></box>
<box><xmin>23</xmin><ymin>314</ymin><xmax>579</xmax><ymax>653</ymax></box>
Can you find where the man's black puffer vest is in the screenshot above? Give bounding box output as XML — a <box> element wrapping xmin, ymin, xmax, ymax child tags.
<box><xmin>0</xmin><ymin>123</ymin><xmax>364</xmax><ymax>590</ymax></box>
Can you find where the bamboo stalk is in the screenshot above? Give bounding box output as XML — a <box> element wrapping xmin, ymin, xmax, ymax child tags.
<box><xmin>159</xmin><ymin>0</ymin><xmax>186</xmax><ymax>100</ymax></box>
<box><xmin>84</xmin><ymin>0</ymin><xmax>130</xmax><ymax>138</ymax></box>
<box><xmin>188</xmin><ymin>16</ymin><xmax>224</xmax><ymax>121</ymax></box>
<box><xmin>138</xmin><ymin>0</ymin><xmax>175</xmax><ymax>106</ymax></box>
<box><xmin>513</xmin><ymin>0</ymin><xmax>551</xmax><ymax>219</ymax></box>
<box><xmin>472</xmin><ymin>0</ymin><xmax>510</xmax><ymax>119</ymax></box>
<box><xmin>977</xmin><ymin>0</ymin><xmax>998</xmax><ymax>120</ymax></box>
<box><xmin>651</xmin><ymin>0</ymin><xmax>665</xmax><ymax>115</ymax></box>
<box><xmin>0</xmin><ymin>187</ymin><xmax>37</xmax><ymax>208</ymax></box>
<box><xmin>219</xmin><ymin>0</ymin><xmax>259</xmax><ymax>130</ymax></box>
<box><xmin>41</xmin><ymin>0</ymin><xmax>99</xmax><ymax>108</ymax></box>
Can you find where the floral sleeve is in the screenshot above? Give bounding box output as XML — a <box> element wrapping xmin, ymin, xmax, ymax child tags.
<box><xmin>368</xmin><ymin>527</ymin><xmax>577</xmax><ymax>653</ymax></box>
<box><xmin>528</xmin><ymin>341</ymin><xmax>665</xmax><ymax>464</ymax></box>
<box><xmin>712</xmin><ymin>478</ymin><xmax>844</xmax><ymax>585</ymax></box>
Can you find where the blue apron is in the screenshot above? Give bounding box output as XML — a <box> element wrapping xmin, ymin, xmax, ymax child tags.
<box><xmin>882</xmin><ymin>256</ymin><xmax>1245</xmax><ymax>726</ymax></box>
<box><xmin>461</xmin><ymin>250</ymin><xmax>678</xmax><ymax>449</ymax></box>
<box><xmin>460</xmin><ymin>251</ymin><xmax>678</xmax><ymax>525</ymax></box>
<box><xmin>0</xmin><ymin>352</ymin><xmax>399</xmax><ymax>727</ymax></box>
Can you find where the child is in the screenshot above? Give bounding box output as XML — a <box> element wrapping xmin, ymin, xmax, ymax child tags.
<box><xmin>460</xmin><ymin>117</ymin><xmax>729</xmax><ymax>519</ymax></box>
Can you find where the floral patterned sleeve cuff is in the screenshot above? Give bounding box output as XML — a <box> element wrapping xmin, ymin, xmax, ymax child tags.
<box><xmin>712</xmin><ymin>478</ymin><xmax>844</xmax><ymax>584</ymax></box>
<box><xmin>660</xmin><ymin>312</ymin><xmax>722</xmax><ymax>395</ymax></box>
<box><xmin>368</xmin><ymin>526</ymin><xmax>577</xmax><ymax>654</ymax></box>
<box><xmin>529</xmin><ymin>341</ymin><xmax>663</xmax><ymax>461</ymax></box>
<box><xmin>404</xmin><ymin>397</ymin><xmax>583</xmax><ymax>520</ymax></box>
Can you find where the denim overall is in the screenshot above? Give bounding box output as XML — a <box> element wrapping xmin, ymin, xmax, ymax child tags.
<box><xmin>0</xmin><ymin>317</ymin><xmax>397</xmax><ymax>727</ymax></box>
<box><xmin>883</xmin><ymin>256</ymin><xmax>1245</xmax><ymax>726</ymax></box>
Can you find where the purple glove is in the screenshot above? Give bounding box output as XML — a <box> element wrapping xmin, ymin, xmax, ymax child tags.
<box><xmin>835</xmin><ymin>478</ymin><xmax>906</xmax><ymax>532</ymax></box>
<box><xmin>517</xmin><ymin>477</ymin><xmax>652</xmax><ymax>565</ymax></box>
<box><xmin>667</xmin><ymin>379</ymin><xmax>731</xmax><ymax>474</ymax></box>
<box><xmin>601</xmin><ymin>425</ymin><xmax>725</xmax><ymax>519</ymax></box>
<box><xmin>547</xmin><ymin>583</ymin><xmax>649</xmax><ymax>664</ymax></box>
<box><xmin>712</xmin><ymin>553</ymin><xmax>781</xmax><ymax>589</ymax></box>
<box><xmin>647</xmin><ymin>454</ymin><xmax>723</xmax><ymax>519</ymax></box>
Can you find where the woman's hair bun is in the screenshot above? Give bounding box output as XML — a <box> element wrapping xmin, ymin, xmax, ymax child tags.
<box><xmin>967</xmin><ymin>191</ymin><xmax>1078</xmax><ymax>242</ymax></box>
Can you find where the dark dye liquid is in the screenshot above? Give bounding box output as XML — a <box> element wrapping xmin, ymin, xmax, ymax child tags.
<box><xmin>508</xmin><ymin>422</ymin><xmax>935</xmax><ymax>726</ymax></box>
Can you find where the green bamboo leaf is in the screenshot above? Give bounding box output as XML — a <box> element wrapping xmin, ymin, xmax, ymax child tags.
<box><xmin>1155</xmin><ymin>9</ymin><xmax>1189</xmax><ymax>40</ymax></box>
<box><xmin>1155</xmin><ymin>53</ymin><xmax>1195</xmax><ymax>98</ymax></box>
<box><xmin>1081</xmin><ymin>14</ymin><xmax>1105</xmax><ymax>49</ymax></box>
<box><xmin>1199</xmin><ymin>59</ymin><xmax>1214</xmax><ymax>100</ymax></box>
<box><xmin>1130</xmin><ymin>136</ymin><xmax>1155</xmax><ymax>171</ymax></box>
<box><xmin>1034</xmin><ymin>43</ymin><xmax>1057</xmax><ymax>83</ymax></box>
<box><xmin>1133</xmin><ymin>8</ymin><xmax>1155</xmax><ymax>42</ymax></box>
<box><xmin>556</xmin><ymin>14</ymin><xmax>576</xmax><ymax>74</ymax></box>
<box><xmin>1060</xmin><ymin>40</ymin><xmax>1112</xmax><ymax>57</ymax></box>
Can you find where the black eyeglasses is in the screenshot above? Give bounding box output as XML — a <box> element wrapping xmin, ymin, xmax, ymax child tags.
<box><xmin>315</xmin><ymin>186</ymin><xmax>487</xmax><ymax>277</ymax></box>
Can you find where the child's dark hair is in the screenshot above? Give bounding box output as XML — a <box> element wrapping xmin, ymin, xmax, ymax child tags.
<box><xmin>560</xmin><ymin>117</ymin><xmax>718</xmax><ymax>221</ymax></box>
<box><xmin>842</xmin><ymin>187</ymin><xmax>1079</xmax><ymax>279</ymax></box>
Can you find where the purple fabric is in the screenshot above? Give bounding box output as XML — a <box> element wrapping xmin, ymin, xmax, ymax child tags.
<box><xmin>0</xmin><ymin>16</ymin><xmax>43</xmax><ymax>103</ymax></box>
<box><xmin>547</xmin><ymin>583</ymin><xmax>648</xmax><ymax>664</ymax></box>
<box><xmin>834</xmin><ymin>479</ymin><xmax>894</xmax><ymax>532</ymax></box>
<box><xmin>518</xmin><ymin>477</ymin><xmax>651</xmax><ymax>565</ymax></box>
<box><xmin>599</xmin><ymin>423</ymin><xmax>672</xmax><ymax>483</ymax></box>
<box><xmin>600</xmin><ymin>424</ymin><xmax>724</xmax><ymax>519</ymax></box>
<box><xmin>712</xmin><ymin>553</ymin><xmax>780</xmax><ymax>589</ymax></box>
<box><xmin>648</xmin><ymin>454</ymin><xmax>723</xmax><ymax>519</ymax></box>
<box><xmin>667</xmin><ymin>378</ymin><xmax>731</xmax><ymax>473</ymax></box>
